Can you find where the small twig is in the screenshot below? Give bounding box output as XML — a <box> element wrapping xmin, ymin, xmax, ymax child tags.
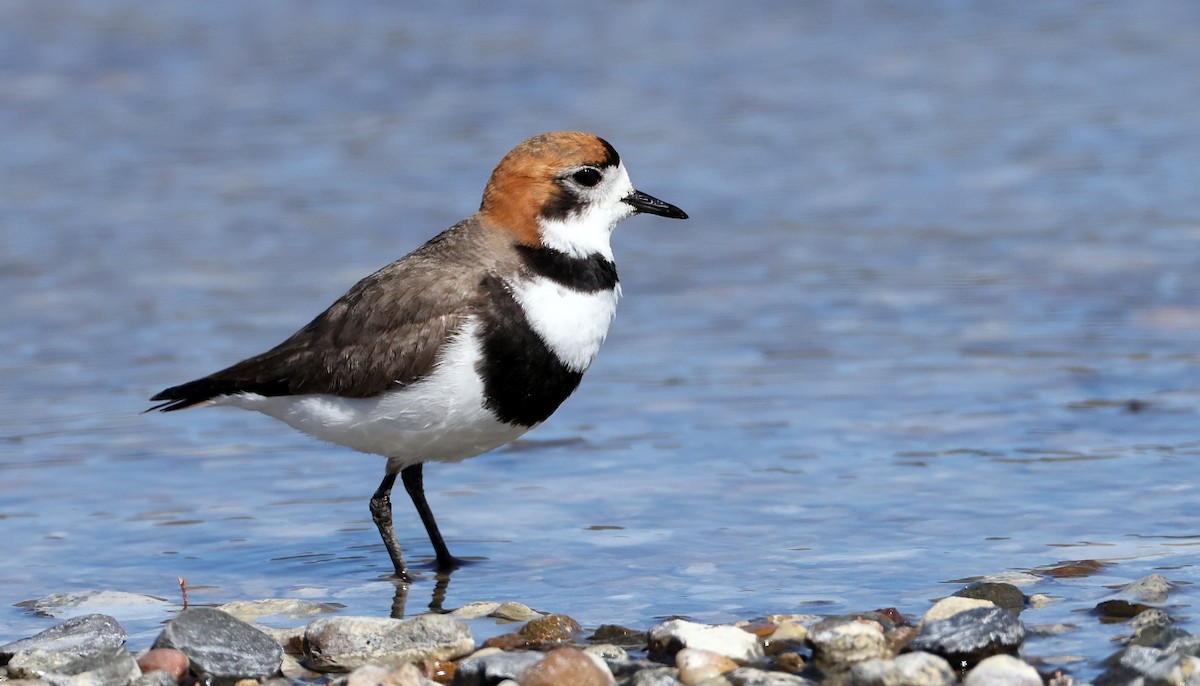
<box><xmin>177</xmin><ymin>577</ymin><xmax>189</xmax><ymax>610</ymax></box>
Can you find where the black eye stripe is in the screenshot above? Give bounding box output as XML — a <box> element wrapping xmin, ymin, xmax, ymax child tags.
<box><xmin>570</xmin><ymin>167</ymin><xmax>603</xmax><ymax>187</ymax></box>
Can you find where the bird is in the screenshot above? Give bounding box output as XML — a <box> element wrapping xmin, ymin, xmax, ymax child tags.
<box><xmin>149</xmin><ymin>131</ymin><xmax>688</xmax><ymax>582</ymax></box>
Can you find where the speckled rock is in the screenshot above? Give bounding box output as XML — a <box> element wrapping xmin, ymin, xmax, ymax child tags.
<box><xmin>961</xmin><ymin>655</ymin><xmax>1041</xmax><ymax>686</ymax></box>
<box><xmin>1120</xmin><ymin>574</ymin><xmax>1174</xmax><ymax>604</ymax></box>
<box><xmin>518</xmin><ymin>614</ymin><xmax>582</xmax><ymax>645</ymax></box>
<box><xmin>807</xmin><ymin>619</ymin><xmax>888</xmax><ymax>671</ymax></box>
<box><xmin>519</xmin><ymin>646</ymin><xmax>614</xmax><ymax>686</ymax></box>
<box><xmin>1</xmin><ymin>615</ymin><xmax>127</xmax><ymax>663</ymax></box>
<box><xmin>906</xmin><ymin>599</ymin><xmax>1023</xmax><ymax>668</ymax></box>
<box><xmin>676</xmin><ymin>648</ymin><xmax>737</xmax><ymax>685</ymax></box>
<box><xmin>304</xmin><ymin>614</ymin><xmax>472</xmax><ymax>672</ymax></box>
<box><xmin>153</xmin><ymin>607</ymin><xmax>282</xmax><ymax>684</ymax></box>
<box><xmin>136</xmin><ymin>648</ymin><xmax>189</xmax><ymax>683</ymax></box>
<box><xmin>850</xmin><ymin>652</ymin><xmax>956</xmax><ymax>686</ymax></box>
<box><xmin>589</xmin><ymin>625</ymin><xmax>647</xmax><ymax>647</ymax></box>
<box><xmin>450</xmin><ymin>649</ymin><xmax>542</xmax><ymax>686</ymax></box>
<box><xmin>8</xmin><ymin>646</ymin><xmax>141</xmax><ymax>686</ymax></box>
<box><xmin>648</xmin><ymin>620</ymin><xmax>764</xmax><ymax>663</ymax></box>
<box><xmin>132</xmin><ymin>669</ymin><xmax>179</xmax><ymax>686</ymax></box>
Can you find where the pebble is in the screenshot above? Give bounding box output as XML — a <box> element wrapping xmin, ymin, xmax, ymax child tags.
<box><xmin>675</xmin><ymin>648</ymin><xmax>737</xmax><ymax>685</ymax></box>
<box><xmin>450</xmin><ymin>649</ymin><xmax>542</xmax><ymax>685</ymax></box>
<box><xmin>305</xmin><ymin>614</ymin><xmax>473</xmax><ymax>672</ymax></box>
<box><xmin>806</xmin><ymin>619</ymin><xmax>888</xmax><ymax>671</ymax></box>
<box><xmin>1120</xmin><ymin>574</ymin><xmax>1174</xmax><ymax>604</ymax></box>
<box><xmin>136</xmin><ymin>648</ymin><xmax>189</xmax><ymax>682</ymax></box>
<box><xmin>22</xmin><ymin>592</ymin><xmax>169</xmax><ymax>621</ymax></box>
<box><xmin>153</xmin><ymin>607</ymin><xmax>283</xmax><ymax>683</ymax></box>
<box><xmin>342</xmin><ymin>662</ymin><xmax>436</xmax><ymax>686</ymax></box>
<box><xmin>0</xmin><ymin>614</ymin><xmax>127</xmax><ymax>662</ymax></box>
<box><xmin>906</xmin><ymin>599</ymin><xmax>1024</xmax><ymax>668</ymax></box>
<box><xmin>961</xmin><ymin>655</ymin><xmax>1041</xmax><ymax>686</ymax></box>
<box><xmin>648</xmin><ymin>619</ymin><xmax>765</xmax><ymax>663</ymax></box>
<box><xmin>627</xmin><ymin>667</ymin><xmax>684</xmax><ymax>686</ymax></box>
<box><xmin>489</xmin><ymin>602</ymin><xmax>542</xmax><ymax>622</ymax></box>
<box><xmin>518</xmin><ymin>646</ymin><xmax>614</xmax><ymax>686</ymax></box>
<box><xmin>133</xmin><ymin>669</ymin><xmax>180</xmax><ymax>686</ymax></box>
<box><xmin>589</xmin><ymin>624</ymin><xmax>647</xmax><ymax>647</ymax></box>
<box><xmin>850</xmin><ymin>652</ymin><xmax>955</xmax><ymax>686</ymax></box>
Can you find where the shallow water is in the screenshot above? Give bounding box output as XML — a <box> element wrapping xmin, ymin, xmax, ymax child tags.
<box><xmin>2</xmin><ymin>0</ymin><xmax>1199</xmax><ymax>678</ymax></box>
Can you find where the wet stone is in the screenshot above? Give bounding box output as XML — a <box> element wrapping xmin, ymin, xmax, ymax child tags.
<box><xmin>153</xmin><ymin>607</ymin><xmax>282</xmax><ymax>684</ymax></box>
<box><xmin>583</xmin><ymin>644</ymin><xmax>627</xmax><ymax>661</ymax></box>
<box><xmin>215</xmin><ymin>600</ymin><xmax>340</xmax><ymax>624</ymax></box>
<box><xmin>1120</xmin><ymin>574</ymin><xmax>1174</xmax><ymax>604</ymax></box>
<box><xmin>305</xmin><ymin>614</ymin><xmax>472</xmax><ymax>673</ymax></box>
<box><xmin>589</xmin><ymin>624</ymin><xmax>647</xmax><ymax>647</ymax></box>
<box><xmin>906</xmin><ymin>600</ymin><xmax>1024</xmax><ymax>668</ymax></box>
<box><xmin>648</xmin><ymin>619</ymin><xmax>764</xmax><ymax>663</ymax></box>
<box><xmin>447</xmin><ymin>602</ymin><xmax>501</xmax><ymax>620</ymax></box>
<box><xmin>1095</xmin><ymin>600</ymin><xmax>1156</xmax><ymax>621</ymax></box>
<box><xmin>1</xmin><ymin>615</ymin><xmax>127</xmax><ymax>664</ymax></box>
<box><xmin>450</xmin><ymin>649</ymin><xmax>542</xmax><ymax>686</ymax></box>
<box><xmin>1094</xmin><ymin>644</ymin><xmax>1200</xmax><ymax>686</ymax></box>
<box><xmin>518</xmin><ymin>613</ymin><xmax>582</xmax><ymax>645</ymax></box>
<box><xmin>519</xmin><ymin>646</ymin><xmax>613</xmax><ymax>686</ymax></box>
<box><xmin>133</xmin><ymin>669</ymin><xmax>180</xmax><ymax>686</ymax></box>
<box><xmin>961</xmin><ymin>655</ymin><xmax>1041</xmax><ymax>686</ymax></box>
<box><xmin>21</xmin><ymin>592</ymin><xmax>168</xmax><ymax>621</ymax></box>
<box><xmin>8</xmin><ymin>646</ymin><xmax>141</xmax><ymax>686</ymax></box>
<box><xmin>953</xmin><ymin>583</ymin><xmax>1027</xmax><ymax>614</ymax></box>
<box><xmin>489</xmin><ymin>602</ymin><xmax>541</xmax><ymax>622</ymax></box>
<box><xmin>806</xmin><ymin>619</ymin><xmax>888</xmax><ymax>672</ymax></box>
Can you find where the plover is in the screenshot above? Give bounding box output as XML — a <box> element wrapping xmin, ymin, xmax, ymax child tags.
<box><xmin>150</xmin><ymin>131</ymin><xmax>687</xmax><ymax>581</ymax></box>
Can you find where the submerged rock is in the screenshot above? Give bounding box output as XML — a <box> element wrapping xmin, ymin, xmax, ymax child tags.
<box><xmin>153</xmin><ymin>607</ymin><xmax>282</xmax><ymax>684</ymax></box>
<box><xmin>0</xmin><ymin>614</ymin><xmax>127</xmax><ymax>664</ymax></box>
<box><xmin>953</xmin><ymin>583</ymin><xmax>1027</xmax><ymax>614</ymax></box>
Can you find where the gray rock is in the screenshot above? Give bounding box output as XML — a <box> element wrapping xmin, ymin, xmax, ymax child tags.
<box><xmin>807</xmin><ymin>619</ymin><xmax>888</xmax><ymax>671</ymax></box>
<box><xmin>8</xmin><ymin>647</ymin><xmax>141</xmax><ymax>686</ymax></box>
<box><xmin>962</xmin><ymin>655</ymin><xmax>1041</xmax><ymax>686</ymax></box>
<box><xmin>648</xmin><ymin>619</ymin><xmax>764</xmax><ymax>663</ymax></box>
<box><xmin>1094</xmin><ymin>645</ymin><xmax>1200</xmax><ymax>686</ymax></box>
<box><xmin>1121</xmin><ymin>574</ymin><xmax>1174</xmax><ymax>604</ymax></box>
<box><xmin>215</xmin><ymin>599</ymin><xmax>339</xmax><ymax>623</ymax></box>
<box><xmin>851</xmin><ymin>652</ymin><xmax>956</xmax><ymax>686</ymax></box>
<box><xmin>305</xmin><ymin>614</ymin><xmax>472</xmax><ymax>673</ymax></box>
<box><xmin>907</xmin><ymin>605</ymin><xmax>1024</xmax><ymax>667</ymax></box>
<box><xmin>153</xmin><ymin>607</ymin><xmax>282</xmax><ymax>684</ymax></box>
<box><xmin>626</xmin><ymin>667</ymin><xmax>683</xmax><ymax>686</ymax></box>
<box><xmin>1</xmin><ymin>615</ymin><xmax>127</xmax><ymax>663</ymax></box>
<box><xmin>341</xmin><ymin>663</ymin><xmax>433</xmax><ymax>686</ymax></box>
<box><xmin>726</xmin><ymin>667</ymin><xmax>819</xmax><ymax>685</ymax></box>
<box><xmin>23</xmin><ymin>593</ymin><xmax>167</xmax><ymax>621</ymax></box>
<box><xmin>451</xmin><ymin>650</ymin><xmax>543</xmax><ymax>686</ymax></box>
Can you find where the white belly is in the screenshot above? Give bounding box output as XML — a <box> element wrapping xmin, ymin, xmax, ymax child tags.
<box><xmin>214</xmin><ymin>317</ymin><xmax>528</xmax><ymax>469</ymax></box>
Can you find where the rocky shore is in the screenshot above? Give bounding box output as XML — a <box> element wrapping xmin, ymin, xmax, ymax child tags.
<box><xmin>0</xmin><ymin>570</ymin><xmax>1192</xmax><ymax>686</ymax></box>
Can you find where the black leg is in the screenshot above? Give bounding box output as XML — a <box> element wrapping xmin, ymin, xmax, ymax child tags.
<box><xmin>370</xmin><ymin>471</ymin><xmax>410</xmax><ymax>582</ymax></box>
<box><xmin>401</xmin><ymin>463</ymin><xmax>463</xmax><ymax>571</ymax></box>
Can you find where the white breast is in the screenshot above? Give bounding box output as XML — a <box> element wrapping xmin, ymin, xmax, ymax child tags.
<box><xmin>510</xmin><ymin>276</ymin><xmax>621</xmax><ymax>373</ymax></box>
<box><xmin>215</xmin><ymin>317</ymin><xmax>527</xmax><ymax>469</ymax></box>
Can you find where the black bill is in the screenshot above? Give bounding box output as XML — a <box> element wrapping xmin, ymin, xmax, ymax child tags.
<box><xmin>623</xmin><ymin>190</ymin><xmax>688</xmax><ymax>219</ymax></box>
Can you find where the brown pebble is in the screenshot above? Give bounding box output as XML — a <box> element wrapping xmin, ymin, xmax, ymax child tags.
<box><xmin>1041</xmin><ymin>559</ymin><xmax>1108</xmax><ymax>578</ymax></box>
<box><xmin>520</xmin><ymin>646</ymin><xmax>611</xmax><ymax>686</ymax></box>
<box><xmin>137</xmin><ymin>648</ymin><xmax>190</xmax><ymax>683</ymax></box>
<box><xmin>776</xmin><ymin>651</ymin><xmax>805</xmax><ymax>673</ymax></box>
<box><xmin>519</xmin><ymin>613</ymin><xmax>582</xmax><ymax>644</ymax></box>
<box><xmin>481</xmin><ymin>632</ymin><xmax>529</xmax><ymax>650</ymax></box>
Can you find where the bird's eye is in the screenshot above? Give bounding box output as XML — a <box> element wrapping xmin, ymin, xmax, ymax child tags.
<box><xmin>571</xmin><ymin>167</ymin><xmax>603</xmax><ymax>187</ymax></box>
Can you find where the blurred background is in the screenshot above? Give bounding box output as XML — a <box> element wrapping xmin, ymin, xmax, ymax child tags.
<box><xmin>2</xmin><ymin>1</ymin><xmax>1198</xmax><ymax>675</ymax></box>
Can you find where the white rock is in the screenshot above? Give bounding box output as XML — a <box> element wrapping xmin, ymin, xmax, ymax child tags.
<box><xmin>648</xmin><ymin>619</ymin><xmax>764</xmax><ymax>663</ymax></box>
<box><xmin>962</xmin><ymin>655</ymin><xmax>1041</xmax><ymax>686</ymax></box>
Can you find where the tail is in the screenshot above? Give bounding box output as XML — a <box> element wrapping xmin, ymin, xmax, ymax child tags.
<box><xmin>148</xmin><ymin>376</ymin><xmax>289</xmax><ymax>412</ymax></box>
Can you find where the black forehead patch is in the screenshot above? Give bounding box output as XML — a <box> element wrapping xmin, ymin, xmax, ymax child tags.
<box><xmin>595</xmin><ymin>137</ymin><xmax>620</xmax><ymax>168</ymax></box>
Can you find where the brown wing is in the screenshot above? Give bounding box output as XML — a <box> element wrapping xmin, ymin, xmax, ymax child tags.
<box><xmin>150</xmin><ymin>219</ymin><xmax>496</xmax><ymax>411</ymax></box>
